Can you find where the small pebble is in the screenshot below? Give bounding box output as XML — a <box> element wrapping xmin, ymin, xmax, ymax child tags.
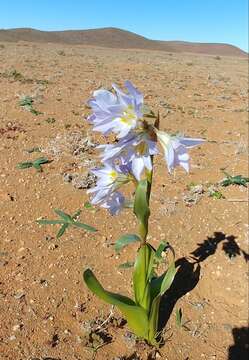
<box><xmin>9</xmin><ymin>335</ymin><xmax>16</xmax><ymax>341</ymax></box>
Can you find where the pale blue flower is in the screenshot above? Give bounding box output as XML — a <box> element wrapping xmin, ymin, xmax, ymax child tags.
<box><xmin>156</xmin><ymin>130</ymin><xmax>204</xmax><ymax>173</ymax></box>
<box><xmin>87</xmin><ymin>162</ymin><xmax>130</xmax><ymax>214</ymax></box>
<box><xmin>98</xmin><ymin>131</ymin><xmax>158</xmax><ymax>180</ymax></box>
<box><xmin>87</xmin><ymin>81</ymin><xmax>144</xmax><ymax>139</ymax></box>
<box><xmin>101</xmin><ymin>191</ymin><xmax>125</xmax><ymax>215</ymax></box>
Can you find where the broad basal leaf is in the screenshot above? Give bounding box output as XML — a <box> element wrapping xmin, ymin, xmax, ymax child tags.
<box><xmin>148</xmin><ymin>260</ymin><xmax>177</xmax><ymax>344</ymax></box>
<box><xmin>148</xmin><ymin>294</ymin><xmax>160</xmax><ymax>345</ymax></box>
<box><xmin>159</xmin><ymin>260</ymin><xmax>177</xmax><ymax>296</ymax></box>
<box><xmin>133</xmin><ymin>243</ymin><xmax>155</xmax><ymax>312</ymax></box>
<box><xmin>83</xmin><ymin>269</ymin><xmax>149</xmax><ymax>339</ymax></box>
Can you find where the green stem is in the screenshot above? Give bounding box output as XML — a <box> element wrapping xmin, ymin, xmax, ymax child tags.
<box><xmin>139</xmin><ymin>223</ymin><xmax>148</xmax><ymax>244</ymax></box>
<box><xmin>147</xmin><ymin>112</ymin><xmax>160</xmax><ymax>204</ymax></box>
<box><xmin>136</xmin><ymin>113</ymin><xmax>160</xmax><ymax>245</ymax></box>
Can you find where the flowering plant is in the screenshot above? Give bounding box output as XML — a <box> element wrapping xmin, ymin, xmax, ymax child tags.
<box><xmin>83</xmin><ymin>81</ymin><xmax>204</xmax><ymax>345</ymax></box>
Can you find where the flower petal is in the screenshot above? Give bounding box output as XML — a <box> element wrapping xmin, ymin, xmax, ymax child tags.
<box><xmin>179</xmin><ymin>137</ymin><xmax>205</xmax><ymax>148</ymax></box>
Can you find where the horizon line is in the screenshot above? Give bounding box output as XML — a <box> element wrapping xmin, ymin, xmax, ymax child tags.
<box><xmin>1</xmin><ymin>26</ymin><xmax>247</xmax><ymax>53</ymax></box>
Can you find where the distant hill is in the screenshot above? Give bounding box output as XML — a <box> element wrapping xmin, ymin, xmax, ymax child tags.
<box><xmin>0</xmin><ymin>27</ymin><xmax>247</xmax><ymax>57</ymax></box>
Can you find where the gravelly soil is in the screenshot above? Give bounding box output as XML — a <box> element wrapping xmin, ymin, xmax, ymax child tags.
<box><xmin>0</xmin><ymin>42</ymin><xmax>248</xmax><ymax>360</ymax></box>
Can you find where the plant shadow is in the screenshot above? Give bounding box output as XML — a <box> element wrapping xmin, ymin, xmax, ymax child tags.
<box><xmin>158</xmin><ymin>231</ymin><xmax>248</xmax><ymax>333</ymax></box>
<box><xmin>158</xmin><ymin>256</ymin><xmax>200</xmax><ymax>331</ymax></box>
<box><xmin>228</xmin><ymin>327</ymin><xmax>249</xmax><ymax>359</ymax></box>
<box><xmin>191</xmin><ymin>231</ymin><xmax>248</xmax><ymax>262</ymax></box>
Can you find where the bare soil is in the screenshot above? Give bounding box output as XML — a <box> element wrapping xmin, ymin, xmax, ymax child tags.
<box><xmin>0</xmin><ymin>42</ymin><xmax>248</xmax><ymax>360</ymax></box>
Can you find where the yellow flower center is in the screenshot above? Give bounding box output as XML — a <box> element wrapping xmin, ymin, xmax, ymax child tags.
<box><xmin>120</xmin><ymin>105</ymin><xmax>137</xmax><ymax>125</ymax></box>
<box><xmin>109</xmin><ymin>170</ymin><xmax>118</xmax><ymax>180</ymax></box>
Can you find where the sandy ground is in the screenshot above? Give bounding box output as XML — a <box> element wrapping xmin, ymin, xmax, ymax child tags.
<box><xmin>0</xmin><ymin>42</ymin><xmax>248</xmax><ymax>360</ymax></box>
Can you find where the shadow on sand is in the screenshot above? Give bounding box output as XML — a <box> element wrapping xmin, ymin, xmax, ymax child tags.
<box><xmin>228</xmin><ymin>327</ymin><xmax>249</xmax><ymax>359</ymax></box>
<box><xmin>158</xmin><ymin>231</ymin><xmax>248</xmax><ymax>336</ymax></box>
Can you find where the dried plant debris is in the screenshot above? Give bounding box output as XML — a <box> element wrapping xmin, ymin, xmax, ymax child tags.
<box><xmin>123</xmin><ymin>331</ymin><xmax>138</xmax><ymax>348</ymax></box>
<box><xmin>81</xmin><ymin>329</ymin><xmax>112</xmax><ymax>350</ymax></box>
<box><xmin>80</xmin><ymin>314</ymin><xmax>115</xmax><ymax>355</ymax></box>
<box><xmin>46</xmin><ymin>132</ymin><xmax>96</xmax><ymax>158</ymax></box>
<box><xmin>183</xmin><ymin>184</ymin><xmax>205</xmax><ymax>205</ymax></box>
<box><xmin>63</xmin><ymin>171</ymin><xmax>97</xmax><ymax>189</ymax></box>
<box><xmin>158</xmin><ymin>197</ymin><xmax>178</xmax><ymax>215</ymax></box>
<box><xmin>113</xmin><ymin>353</ymin><xmax>142</xmax><ymax>360</ymax></box>
<box><xmin>0</xmin><ymin>122</ymin><xmax>26</xmax><ymax>138</ymax></box>
<box><xmin>31</xmin><ymin>358</ymin><xmax>61</xmax><ymax>360</ymax></box>
<box><xmin>183</xmin><ymin>181</ymin><xmax>232</xmax><ymax>204</ymax></box>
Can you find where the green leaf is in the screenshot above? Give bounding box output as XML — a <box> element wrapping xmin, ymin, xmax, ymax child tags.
<box><xmin>32</xmin><ymin>162</ymin><xmax>42</xmax><ymax>171</ymax></box>
<box><xmin>118</xmin><ymin>261</ymin><xmax>134</xmax><ymax>269</ymax></box>
<box><xmin>210</xmin><ymin>190</ymin><xmax>224</xmax><ymax>199</ymax></box>
<box><xmin>176</xmin><ymin>308</ymin><xmax>182</xmax><ymax>327</ymax></box>
<box><xmin>19</xmin><ymin>96</ymin><xmax>33</xmax><ymax>107</ymax></box>
<box><xmin>114</xmin><ymin>234</ymin><xmax>140</xmax><ymax>253</ymax></box>
<box><xmin>150</xmin><ymin>273</ymin><xmax>166</xmax><ymax>300</ymax></box>
<box><xmin>57</xmin><ymin>223</ymin><xmax>69</xmax><ymax>238</ymax></box>
<box><xmin>54</xmin><ymin>209</ymin><xmax>73</xmax><ymax>223</ymax></box>
<box><xmin>133</xmin><ymin>180</ymin><xmax>150</xmax><ymax>239</ymax></box>
<box><xmin>84</xmin><ymin>201</ymin><xmax>94</xmax><ymax>209</ymax></box>
<box><xmin>16</xmin><ymin>161</ymin><xmax>33</xmax><ymax>169</ymax></box>
<box><xmin>221</xmin><ymin>173</ymin><xmax>249</xmax><ymax>187</ymax></box>
<box><xmin>36</xmin><ymin>219</ymin><xmax>65</xmax><ymax>225</ymax></box>
<box><xmin>83</xmin><ymin>269</ymin><xmax>149</xmax><ymax>339</ymax></box>
<box><xmin>33</xmin><ymin>157</ymin><xmax>49</xmax><ymax>165</ymax></box>
<box><xmin>73</xmin><ymin>221</ymin><xmax>97</xmax><ymax>232</ymax></box>
<box><xmin>155</xmin><ymin>241</ymin><xmax>168</xmax><ymax>260</ymax></box>
<box><xmin>148</xmin><ymin>294</ymin><xmax>160</xmax><ymax>345</ymax></box>
<box><xmin>133</xmin><ymin>244</ymin><xmax>155</xmax><ymax>311</ymax></box>
<box><xmin>160</xmin><ymin>260</ymin><xmax>177</xmax><ymax>296</ymax></box>
<box><xmin>147</xmin><ymin>260</ymin><xmax>177</xmax><ymax>344</ymax></box>
<box><xmin>150</xmin><ymin>243</ymin><xmax>176</xmax><ymax>300</ymax></box>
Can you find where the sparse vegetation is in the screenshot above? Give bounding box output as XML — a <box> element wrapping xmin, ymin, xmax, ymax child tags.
<box><xmin>0</xmin><ymin>39</ymin><xmax>248</xmax><ymax>360</ymax></box>
<box><xmin>0</xmin><ymin>68</ymin><xmax>50</xmax><ymax>84</ymax></box>
<box><xmin>17</xmin><ymin>157</ymin><xmax>50</xmax><ymax>172</ymax></box>
<box><xmin>19</xmin><ymin>95</ymin><xmax>43</xmax><ymax>115</ymax></box>
<box><xmin>57</xmin><ymin>50</ymin><xmax>66</xmax><ymax>56</ymax></box>
<box><xmin>45</xmin><ymin>117</ymin><xmax>56</xmax><ymax>124</ymax></box>
<box><xmin>36</xmin><ymin>208</ymin><xmax>97</xmax><ymax>238</ymax></box>
<box><xmin>220</xmin><ymin>172</ymin><xmax>249</xmax><ymax>187</ymax></box>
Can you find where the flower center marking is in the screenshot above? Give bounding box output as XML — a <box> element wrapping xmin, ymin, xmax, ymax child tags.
<box><xmin>120</xmin><ymin>105</ymin><xmax>137</xmax><ymax>125</ymax></box>
<box><xmin>109</xmin><ymin>170</ymin><xmax>118</xmax><ymax>180</ymax></box>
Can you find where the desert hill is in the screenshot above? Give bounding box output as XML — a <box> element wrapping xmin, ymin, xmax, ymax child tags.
<box><xmin>0</xmin><ymin>27</ymin><xmax>247</xmax><ymax>57</ymax></box>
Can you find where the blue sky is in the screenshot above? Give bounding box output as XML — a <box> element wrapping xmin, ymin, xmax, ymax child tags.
<box><xmin>1</xmin><ymin>0</ymin><xmax>248</xmax><ymax>51</ymax></box>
